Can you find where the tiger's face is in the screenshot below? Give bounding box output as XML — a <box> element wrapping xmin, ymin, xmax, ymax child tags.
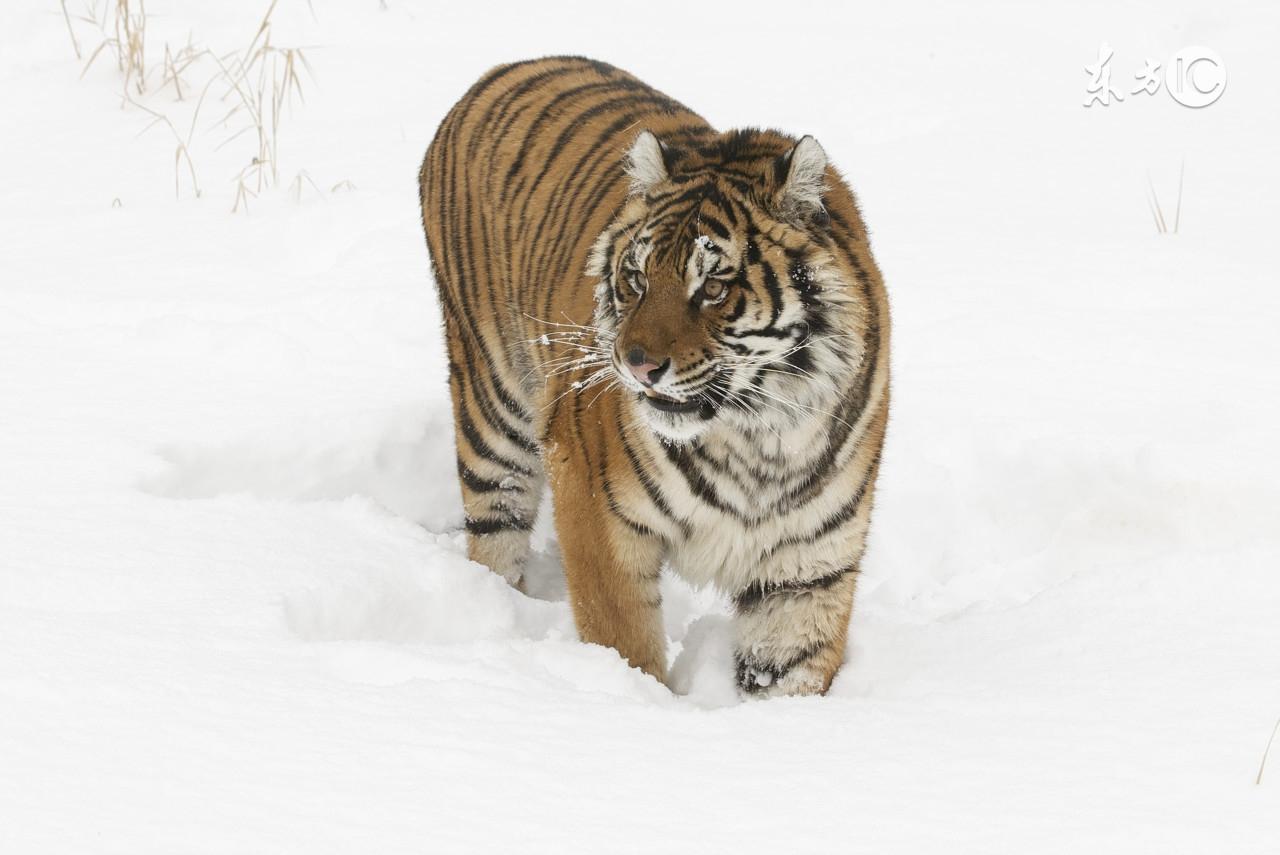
<box><xmin>589</xmin><ymin>130</ymin><xmax>863</xmax><ymax>443</ymax></box>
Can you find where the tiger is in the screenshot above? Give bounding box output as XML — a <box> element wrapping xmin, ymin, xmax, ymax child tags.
<box><xmin>418</xmin><ymin>56</ymin><xmax>890</xmax><ymax>697</ymax></box>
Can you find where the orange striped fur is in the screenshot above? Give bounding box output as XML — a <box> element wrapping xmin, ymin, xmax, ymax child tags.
<box><xmin>420</xmin><ymin>57</ymin><xmax>890</xmax><ymax>696</ymax></box>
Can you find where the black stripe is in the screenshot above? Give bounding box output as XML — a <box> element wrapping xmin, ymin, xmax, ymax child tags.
<box><xmin>758</xmin><ymin>259</ymin><xmax>784</xmax><ymax>326</ymax></box>
<box><xmin>660</xmin><ymin>443</ymin><xmax>740</xmax><ymax>519</ymax></box>
<box><xmin>501</xmin><ymin>78</ymin><xmax>653</xmax><ymax>189</ymax></box>
<box><xmin>474</xmin><ymin>60</ymin><xmax>614</xmax><ymax>162</ymax></box>
<box><xmin>465</xmin><ymin>515</ymin><xmax>533</xmax><ymax>535</ymax></box>
<box><xmin>616</xmin><ymin>410</ymin><xmax>691</xmax><ymax>538</ymax></box>
<box><xmin>603</xmin><ymin>478</ymin><xmax>659</xmax><ymax>539</ymax></box>
<box><xmin>458</xmin><ymin>462</ymin><xmax>507</xmax><ymax>494</ymax></box>
<box><xmin>450</xmin><ymin>357</ymin><xmax>538</xmax><ymax>456</ymax></box>
<box><xmin>452</xmin><ymin>369</ymin><xmax>534</xmax><ymax>477</ymax></box>
<box><xmin>699</xmin><ymin>213</ymin><xmax>730</xmax><ymax>240</ymax></box>
<box><xmin>734</xmin><ymin>563</ymin><xmax>857</xmax><ymax>612</ymax></box>
<box><xmin>691</xmin><ymin>445</ymin><xmax>752</xmax><ymax>497</ymax></box>
<box><xmin>766</xmin><ymin>465</ymin><xmax>875</xmax><ymax>557</ymax></box>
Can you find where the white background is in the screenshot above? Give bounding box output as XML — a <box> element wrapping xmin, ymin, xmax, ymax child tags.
<box><xmin>2</xmin><ymin>1</ymin><xmax>1278</xmax><ymax>851</ymax></box>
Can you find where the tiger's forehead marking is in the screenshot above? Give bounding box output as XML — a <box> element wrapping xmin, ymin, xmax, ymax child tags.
<box><xmin>623</xmin><ymin>233</ymin><xmax>653</xmax><ymax>267</ymax></box>
<box><xmin>687</xmin><ymin>234</ymin><xmax>724</xmax><ymax>296</ymax></box>
<box><xmin>620</xmin><ymin>188</ymin><xmax>752</xmax><ymax>296</ymax></box>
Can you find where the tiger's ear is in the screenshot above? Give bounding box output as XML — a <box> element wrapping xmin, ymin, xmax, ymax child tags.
<box><xmin>625</xmin><ymin>130</ymin><xmax>669</xmax><ymax>195</ymax></box>
<box><xmin>777</xmin><ymin>135</ymin><xmax>828</xmax><ymax>219</ymax></box>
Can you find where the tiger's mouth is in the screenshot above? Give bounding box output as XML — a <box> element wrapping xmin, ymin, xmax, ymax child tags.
<box><xmin>640</xmin><ymin>389</ymin><xmax>719</xmax><ymax>420</ymax></box>
<box><xmin>642</xmin><ymin>390</ymin><xmax>702</xmax><ymax>413</ymax></box>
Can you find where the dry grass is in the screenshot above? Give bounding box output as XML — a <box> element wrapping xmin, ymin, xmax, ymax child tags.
<box><xmin>78</xmin><ymin>0</ymin><xmax>148</xmax><ymax>98</ymax></box>
<box><xmin>158</xmin><ymin>36</ymin><xmax>203</xmax><ymax>101</ymax></box>
<box><xmin>60</xmin><ymin>0</ymin><xmax>322</xmax><ymax>210</ymax></box>
<box><xmin>1145</xmin><ymin>160</ymin><xmax>1185</xmax><ymax>235</ymax></box>
<box><xmin>128</xmin><ymin>89</ymin><xmax>210</xmax><ymax>199</ymax></box>
<box><xmin>210</xmin><ymin>1</ymin><xmax>314</xmax><ymax>211</ymax></box>
<box><xmin>288</xmin><ymin>170</ymin><xmax>323</xmax><ymax>202</ymax></box>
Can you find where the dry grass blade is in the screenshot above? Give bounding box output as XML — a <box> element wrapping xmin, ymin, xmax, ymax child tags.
<box><xmin>1145</xmin><ymin>171</ymin><xmax>1167</xmax><ymax>235</ymax></box>
<box><xmin>161</xmin><ymin>42</ymin><xmax>180</xmax><ymax>99</ymax></box>
<box><xmin>232</xmin><ymin>162</ymin><xmax>261</xmax><ymax>213</ymax></box>
<box><xmin>289</xmin><ymin>169</ymin><xmax>323</xmax><ymax>202</ymax></box>
<box><xmin>80</xmin><ymin>39</ymin><xmax>113</xmax><ymax>79</ymax></box>
<box><xmin>159</xmin><ymin>36</ymin><xmax>202</xmax><ymax>101</ymax></box>
<box><xmin>1144</xmin><ymin>187</ymin><xmax>1162</xmax><ymax>234</ymax></box>
<box><xmin>1258</xmin><ymin>717</ymin><xmax>1280</xmax><ymax>785</ymax></box>
<box><xmin>128</xmin><ymin>93</ymin><xmax>202</xmax><ymax>199</ymax></box>
<box><xmin>60</xmin><ymin>0</ymin><xmax>82</xmax><ymax>59</ymax></box>
<box><xmin>1174</xmin><ymin>159</ymin><xmax>1185</xmax><ymax>235</ymax></box>
<box><xmin>116</xmin><ymin>0</ymin><xmax>147</xmax><ymax>95</ymax></box>
<box><xmin>244</xmin><ymin>0</ymin><xmax>279</xmax><ymax>67</ymax></box>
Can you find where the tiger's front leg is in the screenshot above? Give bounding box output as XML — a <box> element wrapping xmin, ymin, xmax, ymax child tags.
<box><xmin>731</xmin><ymin>561</ymin><xmax>860</xmax><ymax>697</ymax></box>
<box><xmin>545</xmin><ymin>434</ymin><xmax>668</xmax><ymax>683</ymax></box>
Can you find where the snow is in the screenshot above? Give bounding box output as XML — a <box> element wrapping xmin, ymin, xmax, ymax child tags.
<box><xmin>2</xmin><ymin>1</ymin><xmax>1279</xmax><ymax>852</ymax></box>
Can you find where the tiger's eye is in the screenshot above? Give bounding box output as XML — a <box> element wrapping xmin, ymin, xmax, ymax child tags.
<box><xmin>704</xmin><ymin>279</ymin><xmax>725</xmax><ymax>301</ymax></box>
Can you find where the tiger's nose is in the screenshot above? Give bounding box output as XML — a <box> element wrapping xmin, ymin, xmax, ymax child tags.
<box><xmin>625</xmin><ymin>346</ymin><xmax>669</xmax><ymax>387</ymax></box>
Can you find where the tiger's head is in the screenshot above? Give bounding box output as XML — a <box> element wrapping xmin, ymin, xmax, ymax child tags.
<box><xmin>588</xmin><ymin>128</ymin><xmax>866</xmax><ymax>443</ymax></box>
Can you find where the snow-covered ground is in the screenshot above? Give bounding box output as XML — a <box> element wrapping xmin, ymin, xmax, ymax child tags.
<box><xmin>2</xmin><ymin>1</ymin><xmax>1278</xmax><ymax>851</ymax></box>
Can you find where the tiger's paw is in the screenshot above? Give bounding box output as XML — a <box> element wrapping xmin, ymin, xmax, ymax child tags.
<box><xmin>735</xmin><ymin>657</ymin><xmax>828</xmax><ymax>699</ymax></box>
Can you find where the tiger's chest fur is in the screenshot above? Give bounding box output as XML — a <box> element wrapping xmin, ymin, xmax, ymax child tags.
<box><xmin>619</xmin><ymin>399</ymin><xmax>880</xmax><ymax>597</ymax></box>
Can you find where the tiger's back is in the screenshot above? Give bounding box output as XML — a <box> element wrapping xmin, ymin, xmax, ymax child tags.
<box><xmin>420</xmin><ymin>56</ymin><xmax>891</xmax><ymax>697</ymax></box>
